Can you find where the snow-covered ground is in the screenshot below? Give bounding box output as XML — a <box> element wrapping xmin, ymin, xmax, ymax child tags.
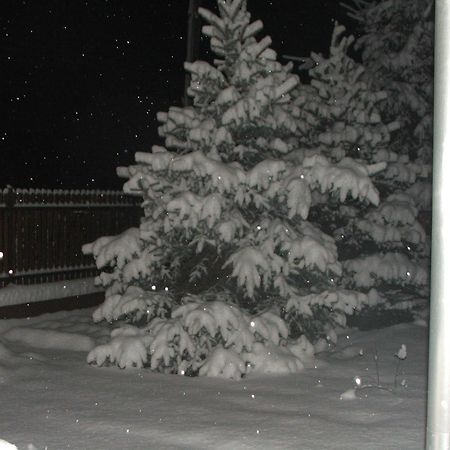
<box><xmin>0</xmin><ymin>307</ymin><xmax>427</xmax><ymax>450</ymax></box>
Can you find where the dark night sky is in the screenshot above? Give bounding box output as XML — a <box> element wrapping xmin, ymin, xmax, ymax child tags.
<box><xmin>2</xmin><ymin>0</ymin><xmax>353</xmax><ymax>190</ymax></box>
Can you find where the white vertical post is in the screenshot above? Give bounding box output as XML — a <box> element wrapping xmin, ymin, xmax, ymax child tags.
<box><xmin>426</xmin><ymin>0</ymin><xmax>450</xmax><ymax>448</ymax></box>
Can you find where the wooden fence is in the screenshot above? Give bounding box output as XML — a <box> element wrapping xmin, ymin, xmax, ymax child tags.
<box><xmin>0</xmin><ymin>187</ymin><xmax>142</xmax><ymax>287</ymax></box>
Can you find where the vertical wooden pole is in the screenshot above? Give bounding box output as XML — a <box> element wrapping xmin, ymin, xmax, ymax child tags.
<box><xmin>184</xmin><ymin>0</ymin><xmax>202</xmax><ymax>106</ymax></box>
<box><xmin>426</xmin><ymin>0</ymin><xmax>450</xmax><ymax>448</ymax></box>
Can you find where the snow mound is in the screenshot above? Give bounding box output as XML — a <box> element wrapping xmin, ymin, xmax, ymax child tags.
<box><xmin>0</xmin><ymin>439</ymin><xmax>17</xmax><ymax>450</ymax></box>
<box><xmin>340</xmin><ymin>388</ymin><xmax>358</xmax><ymax>401</ymax></box>
<box><xmin>199</xmin><ymin>346</ymin><xmax>246</xmax><ymax>380</ymax></box>
<box><xmin>3</xmin><ymin>327</ymin><xmax>95</xmax><ymax>352</ymax></box>
<box><xmin>88</xmin><ymin>333</ymin><xmax>151</xmax><ymax>369</ymax></box>
<box><xmin>243</xmin><ymin>342</ymin><xmax>305</xmax><ymax>375</ymax></box>
<box><xmin>0</xmin><ymin>278</ymin><xmax>101</xmax><ymax>307</ymax></box>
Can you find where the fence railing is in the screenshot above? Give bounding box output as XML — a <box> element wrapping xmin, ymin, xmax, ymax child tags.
<box><xmin>0</xmin><ymin>187</ymin><xmax>142</xmax><ymax>287</ymax></box>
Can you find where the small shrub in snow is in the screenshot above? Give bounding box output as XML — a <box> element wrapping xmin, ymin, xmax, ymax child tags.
<box><xmin>340</xmin><ymin>344</ymin><xmax>408</xmax><ymax>398</ymax></box>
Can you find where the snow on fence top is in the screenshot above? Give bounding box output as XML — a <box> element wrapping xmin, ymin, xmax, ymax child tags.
<box><xmin>0</xmin><ymin>187</ymin><xmax>141</xmax><ymax>208</ymax></box>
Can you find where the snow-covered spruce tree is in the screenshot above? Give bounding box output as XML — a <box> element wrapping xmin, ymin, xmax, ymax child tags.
<box><xmin>343</xmin><ymin>0</ymin><xmax>434</xmax><ymax>248</ymax></box>
<box><xmin>83</xmin><ymin>0</ymin><xmax>383</xmax><ymax>378</ymax></box>
<box><xmin>294</xmin><ymin>23</ymin><xmax>430</xmax><ymax>317</ymax></box>
<box><xmin>343</xmin><ymin>0</ymin><xmax>434</xmax><ymax>165</ymax></box>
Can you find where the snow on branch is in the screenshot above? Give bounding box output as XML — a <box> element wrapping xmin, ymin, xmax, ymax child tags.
<box><xmin>286</xmin><ymin>288</ymin><xmax>381</xmax><ymax>318</ymax></box>
<box><xmin>345</xmin><ymin>253</ymin><xmax>429</xmax><ymax>288</ymax></box>
<box><xmin>167</xmin><ymin>191</ymin><xmax>226</xmax><ymax>230</ymax></box>
<box><xmin>244</xmin><ymin>36</ymin><xmax>272</xmax><ymax>59</ymax></box>
<box><xmin>198</xmin><ymin>7</ymin><xmax>224</xmax><ymax>31</ymax></box>
<box><xmin>226</xmin><ymin>0</ymin><xmax>246</xmax><ymax>20</ymax></box>
<box><xmin>82</xmin><ymin>228</ymin><xmax>141</xmax><ymax>270</ymax></box>
<box><xmin>92</xmin><ymin>286</ymin><xmax>172</xmax><ymax>323</ymax></box>
<box><xmin>224</xmin><ymin>247</ymin><xmax>269</xmax><ymax>298</ymax></box>
<box><xmin>223</xmin><ymin>219</ymin><xmax>341</xmax><ymax>298</ymax></box>
<box><xmin>135</xmin><ymin>147</ymin><xmax>173</xmax><ymax>171</ymax></box>
<box><xmin>243</xmin><ymin>19</ymin><xmax>263</xmax><ymax>40</ymax></box>
<box><xmin>303</xmin><ymin>155</ymin><xmax>383</xmax><ymax>205</ymax></box>
<box><xmin>171</xmin><ymin>150</ymin><xmax>246</xmax><ymax>193</ymax></box>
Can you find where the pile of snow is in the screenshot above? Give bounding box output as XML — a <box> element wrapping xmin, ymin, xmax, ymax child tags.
<box><xmin>3</xmin><ymin>328</ymin><xmax>95</xmax><ymax>352</ymax></box>
<box><xmin>0</xmin><ymin>278</ymin><xmax>103</xmax><ymax>307</ymax></box>
<box><xmin>0</xmin><ymin>439</ymin><xmax>17</xmax><ymax>450</ymax></box>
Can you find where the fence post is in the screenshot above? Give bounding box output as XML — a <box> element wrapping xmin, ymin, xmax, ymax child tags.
<box><xmin>4</xmin><ymin>186</ymin><xmax>16</xmax><ymax>283</ymax></box>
